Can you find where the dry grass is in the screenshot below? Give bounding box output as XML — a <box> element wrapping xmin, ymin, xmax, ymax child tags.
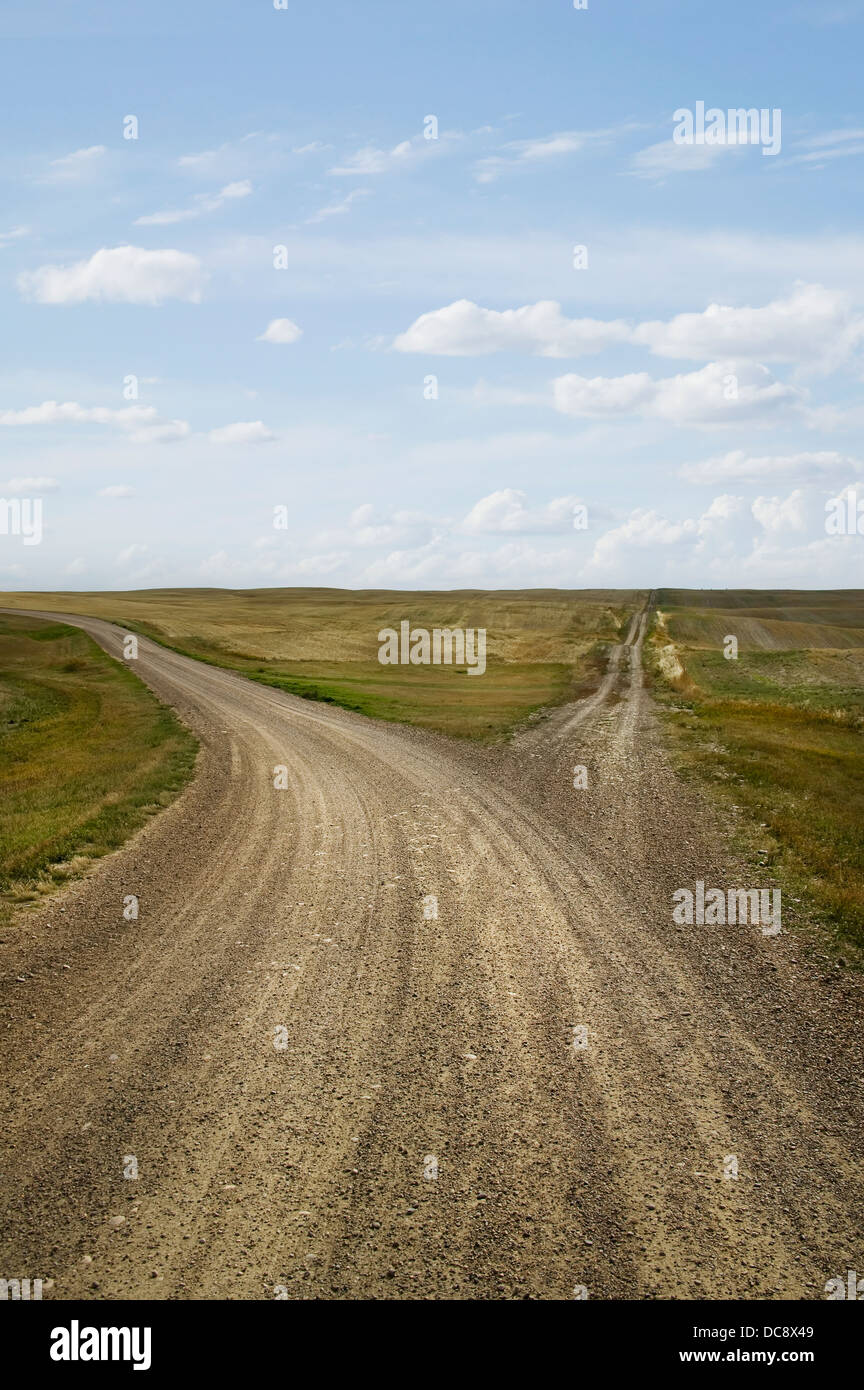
<box><xmin>1</xmin><ymin>587</ymin><xmax>641</xmax><ymax>741</ymax></box>
<box><xmin>650</xmin><ymin>590</ymin><xmax>864</xmax><ymax>958</ymax></box>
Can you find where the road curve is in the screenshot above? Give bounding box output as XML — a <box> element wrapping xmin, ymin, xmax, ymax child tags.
<box><xmin>1</xmin><ymin>604</ymin><xmax>863</xmax><ymax>1300</ymax></box>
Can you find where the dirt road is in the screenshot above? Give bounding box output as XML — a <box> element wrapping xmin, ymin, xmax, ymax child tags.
<box><xmin>1</xmin><ymin>603</ymin><xmax>863</xmax><ymax>1300</ymax></box>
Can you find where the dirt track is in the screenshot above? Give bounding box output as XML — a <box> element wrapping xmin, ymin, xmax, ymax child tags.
<box><xmin>1</xmin><ymin>603</ymin><xmax>863</xmax><ymax>1300</ymax></box>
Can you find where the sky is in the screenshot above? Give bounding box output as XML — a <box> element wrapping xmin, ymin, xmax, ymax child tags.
<box><xmin>1</xmin><ymin>0</ymin><xmax>863</xmax><ymax>592</ymax></box>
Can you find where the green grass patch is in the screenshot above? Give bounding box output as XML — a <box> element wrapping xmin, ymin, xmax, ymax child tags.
<box><xmin>0</xmin><ymin>615</ymin><xmax>197</xmax><ymax>927</ymax></box>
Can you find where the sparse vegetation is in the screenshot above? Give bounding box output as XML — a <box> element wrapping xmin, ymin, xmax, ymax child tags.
<box><xmin>0</xmin><ymin>614</ymin><xmax>197</xmax><ymax>927</ymax></box>
<box><xmin>648</xmin><ymin>591</ymin><xmax>864</xmax><ymax>957</ymax></box>
<box><xmin>0</xmin><ymin>588</ymin><xmax>640</xmax><ymax>741</ymax></box>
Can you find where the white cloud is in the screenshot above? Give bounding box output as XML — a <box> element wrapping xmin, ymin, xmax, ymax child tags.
<box><xmin>45</xmin><ymin>145</ymin><xmax>106</xmax><ymax>181</ymax></box>
<box><xmin>98</xmin><ymin>485</ymin><xmax>135</xmax><ymax>498</ymax></box>
<box><xmin>586</xmin><ymin>495</ymin><xmax>756</xmax><ymax>575</ymax></box>
<box><xmin>116</xmin><ymin>543</ymin><xmax>149</xmax><ymax>565</ymax></box>
<box><xmin>65</xmin><ymin>558</ymin><xmax>87</xmax><ymax>575</ymax></box>
<box><xmin>330</xmin><ymin>139</ymin><xmax>417</xmax><ymax>176</ymax></box>
<box><xmin>395</xmin><ymin>284</ymin><xmax>861</xmax><ymax>368</ymax></box>
<box><xmin>329</xmin><ymin>132</ymin><xmax>459</xmax><ymax>177</ymax></box>
<box><xmin>0</xmin><ymin>400</ymin><xmax>190</xmax><ymax>442</ymax></box>
<box><xmin>474</xmin><ymin>127</ymin><xmax>619</xmax><ymax>182</ymax></box>
<box><xmin>2</xmin><ymin>476</ymin><xmax>59</xmax><ymax>494</ymax></box>
<box><xmin>177</xmin><ymin>132</ymin><xmax>263</xmax><ymax>172</ymax></box>
<box><xmin>552</xmin><ymin>361</ymin><xmax>803</xmax><ymax>426</ymax></box>
<box><xmin>257</xmin><ymin>318</ymin><xmax>303</xmax><ymax>345</ymax></box>
<box><xmin>128</xmin><ymin>420</ymin><xmax>190</xmax><ymax>444</ymax></box>
<box><xmin>460</xmin><ymin>489</ymin><xmax>586</xmax><ymax>534</ymax></box>
<box><xmin>680</xmin><ymin>449</ymin><xmax>862</xmax><ymax>484</ymax></box>
<box><xmin>0</xmin><ymin>226</ymin><xmax>30</xmax><ymax>246</ymax></box>
<box><xmin>631</xmin><ymin>134</ymin><xmax>754</xmax><ymax>179</ymax></box>
<box><xmin>752</xmin><ymin>490</ymin><xmax>808</xmax><ymax>533</ymax></box>
<box><xmin>0</xmin><ymin>401</ymin><xmax>151</xmax><ymax>428</ymax></box>
<box><xmin>134</xmin><ymin>180</ymin><xmax>252</xmax><ymax>226</ymax></box>
<box><xmin>306</xmin><ymin>188</ymin><xmax>371</xmax><ymax>223</ymax></box>
<box><xmin>394</xmin><ymin>299</ymin><xmax>630</xmax><ymax>357</ymax></box>
<box><xmin>633</xmin><ymin>283</ymin><xmax>864</xmax><ymax>367</ymax></box>
<box><xmin>278</xmin><ymin>552</ymin><xmax>348</xmax><ymax>576</ymax></box>
<box><xmin>360</xmin><ymin>537</ymin><xmax>585</xmax><ymax>586</ymax></box>
<box><xmin>575</xmin><ymin>485</ymin><xmax>861</xmax><ymax>585</ymax></box>
<box><xmin>17</xmin><ymin>245</ymin><xmax>205</xmax><ymax>305</ymax></box>
<box><xmin>208</xmin><ymin>420</ymin><xmax>275</xmax><ymax>445</ymax></box>
<box><xmin>115</xmin><ymin>543</ymin><xmax>164</xmax><ymax>581</ymax></box>
<box><xmin>199</xmin><ymin>548</ymin><xmax>348</xmax><ymax>579</ymax></box>
<box><xmin>786</xmin><ymin>128</ymin><xmax>864</xmax><ymax>166</ymax></box>
<box><xmin>589</xmin><ymin>509</ymin><xmax>698</xmax><ymax>569</ymax></box>
<box><xmin>301</xmin><ymin>501</ymin><xmax>436</xmax><ymax>552</ymax></box>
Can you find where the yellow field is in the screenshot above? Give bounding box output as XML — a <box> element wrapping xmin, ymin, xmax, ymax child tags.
<box><xmin>0</xmin><ymin>587</ymin><xmax>641</xmax><ymax>740</ymax></box>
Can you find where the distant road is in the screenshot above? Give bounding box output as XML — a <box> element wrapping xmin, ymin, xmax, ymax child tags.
<box><xmin>1</xmin><ymin>603</ymin><xmax>862</xmax><ymax>1299</ymax></box>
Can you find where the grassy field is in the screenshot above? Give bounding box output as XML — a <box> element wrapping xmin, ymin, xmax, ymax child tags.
<box><xmin>648</xmin><ymin>590</ymin><xmax>864</xmax><ymax>958</ymax></box>
<box><xmin>0</xmin><ymin>588</ymin><xmax>640</xmax><ymax>740</ymax></box>
<box><xmin>0</xmin><ymin>614</ymin><xmax>197</xmax><ymax>928</ymax></box>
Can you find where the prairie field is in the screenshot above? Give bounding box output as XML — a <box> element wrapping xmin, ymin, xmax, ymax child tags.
<box><xmin>649</xmin><ymin>590</ymin><xmax>864</xmax><ymax>956</ymax></box>
<box><xmin>0</xmin><ymin>613</ymin><xmax>197</xmax><ymax>928</ymax></box>
<box><xmin>0</xmin><ymin>587</ymin><xmax>640</xmax><ymax>740</ymax></box>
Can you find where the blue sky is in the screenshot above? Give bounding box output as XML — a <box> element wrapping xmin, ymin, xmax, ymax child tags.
<box><xmin>1</xmin><ymin>0</ymin><xmax>863</xmax><ymax>590</ymax></box>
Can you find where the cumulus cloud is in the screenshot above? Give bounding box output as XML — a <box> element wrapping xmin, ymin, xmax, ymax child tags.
<box><xmin>17</xmin><ymin>246</ymin><xmax>205</xmax><ymax>305</ymax></box>
<box><xmin>680</xmin><ymin>449</ymin><xmax>863</xmax><ymax>484</ymax></box>
<box><xmin>552</xmin><ymin>361</ymin><xmax>803</xmax><ymax>426</ymax></box>
<box><xmin>257</xmin><ymin>317</ymin><xmax>303</xmax><ymax>344</ymax></box>
<box><xmin>752</xmin><ymin>489</ymin><xmax>808</xmax><ymax>533</ymax></box>
<box><xmin>0</xmin><ymin>400</ymin><xmax>190</xmax><ymax>442</ymax></box>
<box><xmin>633</xmin><ymin>283</ymin><xmax>864</xmax><ymax>366</ymax></box>
<box><xmin>395</xmin><ymin>284</ymin><xmax>862</xmax><ymax>369</ymax></box>
<box><xmin>208</xmin><ymin>420</ymin><xmax>275</xmax><ymax>445</ymax></box>
<box><xmin>394</xmin><ymin>299</ymin><xmax>630</xmax><ymax>357</ymax></box>
<box><xmin>577</xmin><ymin>485</ymin><xmax>855</xmax><ymax>585</ymax></box>
<box><xmin>460</xmin><ymin>488</ymin><xmax>586</xmax><ymax>534</ymax></box>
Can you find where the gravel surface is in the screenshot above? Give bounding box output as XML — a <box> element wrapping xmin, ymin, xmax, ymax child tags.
<box><xmin>1</xmin><ymin>603</ymin><xmax>862</xmax><ymax>1301</ymax></box>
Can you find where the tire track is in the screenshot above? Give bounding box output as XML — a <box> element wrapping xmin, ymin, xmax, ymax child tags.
<box><xmin>0</xmin><ymin>603</ymin><xmax>862</xmax><ymax>1300</ymax></box>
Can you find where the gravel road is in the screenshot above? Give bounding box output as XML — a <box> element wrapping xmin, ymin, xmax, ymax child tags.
<box><xmin>1</xmin><ymin>604</ymin><xmax>862</xmax><ymax>1300</ymax></box>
